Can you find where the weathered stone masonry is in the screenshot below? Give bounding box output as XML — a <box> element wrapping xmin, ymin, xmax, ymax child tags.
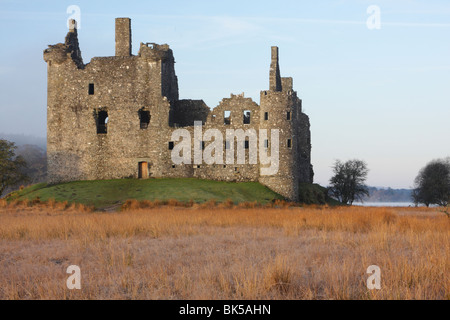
<box><xmin>43</xmin><ymin>18</ymin><xmax>313</xmax><ymax>201</ymax></box>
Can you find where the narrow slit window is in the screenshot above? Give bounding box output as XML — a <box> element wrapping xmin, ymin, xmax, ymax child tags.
<box><xmin>168</xmin><ymin>141</ymin><xmax>174</xmax><ymax>150</ymax></box>
<box><xmin>97</xmin><ymin>110</ymin><xmax>108</xmax><ymax>134</ymax></box>
<box><xmin>244</xmin><ymin>140</ymin><xmax>249</xmax><ymax>149</ymax></box>
<box><xmin>287</xmin><ymin>139</ymin><xmax>292</xmax><ymax>148</ymax></box>
<box><xmin>264</xmin><ymin>139</ymin><xmax>269</xmax><ymax>148</ymax></box>
<box><xmin>287</xmin><ymin>111</ymin><xmax>291</xmax><ymax>120</ymax></box>
<box><xmin>264</xmin><ymin>112</ymin><xmax>269</xmax><ymax>121</ymax></box>
<box><xmin>224</xmin><ymin>111</ymin><xmax>231</xmax><ymax>125</ymax></box>
<box><xmin>89</xmin><ymin>83</ymin><xmax>94</xmax><ymax>95</ymax></box>
<box><xmin>243</xmin><ymin>110</ymin><xmax>251</xmax><ymax>124</ymax></box>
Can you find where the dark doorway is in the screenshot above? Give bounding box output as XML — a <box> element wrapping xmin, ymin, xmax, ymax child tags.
<box><xmin>138</xmin><ymin>162</ymin><xmax>149</xmax><ymax>179</ymax></box>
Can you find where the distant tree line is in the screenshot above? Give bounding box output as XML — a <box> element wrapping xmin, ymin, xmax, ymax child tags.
<box><xmin>362</xmin><ymin>187</ymin><xmax>412</xmax><ymax>203</ymax></box>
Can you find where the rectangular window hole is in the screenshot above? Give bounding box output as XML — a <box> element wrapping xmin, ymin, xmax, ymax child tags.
<box><xmin>243</xmin><ymin>110</ymin><xmax>251</xmax><ymax>124</ymax></box>
<box><xmin>139</xmin><ymin>109</ymin><xmax>151</xmax><ymax>129</ymax></box>
<box><xmin>96</xmin><ymin>110</ymin><xmax>108</xmax><ymax>134</ymax></box>
<box><xmin>224</xmin><ymin>111</ymin><xmax>231</xmax><ymax>125</ymax></box>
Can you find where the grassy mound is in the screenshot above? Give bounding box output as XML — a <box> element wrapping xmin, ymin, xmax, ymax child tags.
<box><xmin>5</xmin><ymin>178</ymin><xmax>284</xmax><ymax>209</ymax></box>
<box><xmin>298</xmin><ymin>183</ymin><xmax>342</xmax><ymax>206</ymax></box>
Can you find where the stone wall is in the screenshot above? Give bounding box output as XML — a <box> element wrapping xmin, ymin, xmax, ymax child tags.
<box><xmin>171</xmin><ymin>100</ymin><xmax>210</xmax><ymax>127</ymax></box>
<box><xmin>44</xmin><ymin>18</ymin><xmax>313</xmax><ymax>201</ymax></box>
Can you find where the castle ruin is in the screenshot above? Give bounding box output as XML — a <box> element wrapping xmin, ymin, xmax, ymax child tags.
<box><xmin>43</xmin><ymin>18</ymin><xmax>313</xmax><ymax>201</ymax></box>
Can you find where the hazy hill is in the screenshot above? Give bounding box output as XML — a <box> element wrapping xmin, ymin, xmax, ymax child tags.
<box><xmin>362</xmin><ymin>187</ymin><xmax>412</xmax><ymax>202</ymax></box>
<box><xmin>15</xmin><ymin>144</ymin><xmax>47</xmax><ymax>185</ymax></box>
<box><xmin>1</xmin><ymin>142</ymin><xmax>47</xmax><ymax>196</ymax></box>
<box><xmin>0</xmin><ymin>133</ymin><xmax>46</xmax><ymax>150</ymax></box>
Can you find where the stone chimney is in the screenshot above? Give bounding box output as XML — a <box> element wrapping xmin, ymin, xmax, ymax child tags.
<box><xmin>269</xmin><ymin>46</ymin><xmax>282</xmax><ymax>92</ymax></box>
<box><xmin>115</xmin><ymin>18</ymin><xmax>132</xmax><ymax>57</ymax></box>
<box><xmin>68</xmin><ymin>19</ymin><xmax>77</xmax><ymax>32</ymax></box>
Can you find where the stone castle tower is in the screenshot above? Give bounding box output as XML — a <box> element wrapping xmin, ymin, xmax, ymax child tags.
<box><xmin>43</xmin><ymin>18</ymin><xmax>313</xmax><ymax>201</ymax></box>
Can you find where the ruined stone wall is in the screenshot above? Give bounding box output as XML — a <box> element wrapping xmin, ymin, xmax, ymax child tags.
<box><xmin>199</xmin><ymin>93</ymin><xmax>261</xmax><ymax>182</ymax></box>
<box><xmin>45</xmin><ymin>28</ymin><xmax>179</xmax><ymax>183</ymax></box>
<box><xmin>162</xmin><ymin>94</ymin><xmax>261</xmax><ymax>183</ymax></box>
<box><xmin>297</xmin><ymin>112</ymin><xmax>313</xmax><ymax>183</ymax></box>
<box><xmin>44</xmin><ymin>18</ymin><xmax>313</xmax><ymax>201</ymax></box>
<box><xmin>171</xmin><ymin>100</ymin><xmax>210</xmax><ymax>127</ymax></box>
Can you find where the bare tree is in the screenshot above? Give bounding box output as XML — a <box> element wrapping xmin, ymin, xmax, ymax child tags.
<box><xmin>329</xmin><ymin>159</ymin><xmax>369</xmax><ymax>205</ymax></box>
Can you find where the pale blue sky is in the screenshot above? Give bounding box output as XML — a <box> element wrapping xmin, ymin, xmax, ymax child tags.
<box><xmin>0</xmin><ymin>0</ymin><xmax>449</xmax><ymax>188</ymax></box>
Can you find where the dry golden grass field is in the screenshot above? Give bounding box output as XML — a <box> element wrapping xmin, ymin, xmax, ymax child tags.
<box><xmin>0</xmin><ymin>199</ymin><xmax>448</xmax><ymax>300</ymax></box>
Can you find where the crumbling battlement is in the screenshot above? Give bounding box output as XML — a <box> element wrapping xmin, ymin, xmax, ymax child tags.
<box><xmin>44</xmin><ymin>20</ymin><xmax>84</xmax><ymax>68</ymax></box>
<box><xmin>44</xmin><ymin>18</ymin><xmax>313</xmax><ymax>201</ymax></box>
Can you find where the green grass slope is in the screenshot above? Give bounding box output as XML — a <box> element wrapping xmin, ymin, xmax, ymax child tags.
<box><xmin>298</xmin><ymin>183</ymin><xmax>342</xmax><ymax>206</ymax></box>
<box><xmin>5</xmin><ymin>178</ymin><xmax>284</xmax><ymax>209</ymax></box>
